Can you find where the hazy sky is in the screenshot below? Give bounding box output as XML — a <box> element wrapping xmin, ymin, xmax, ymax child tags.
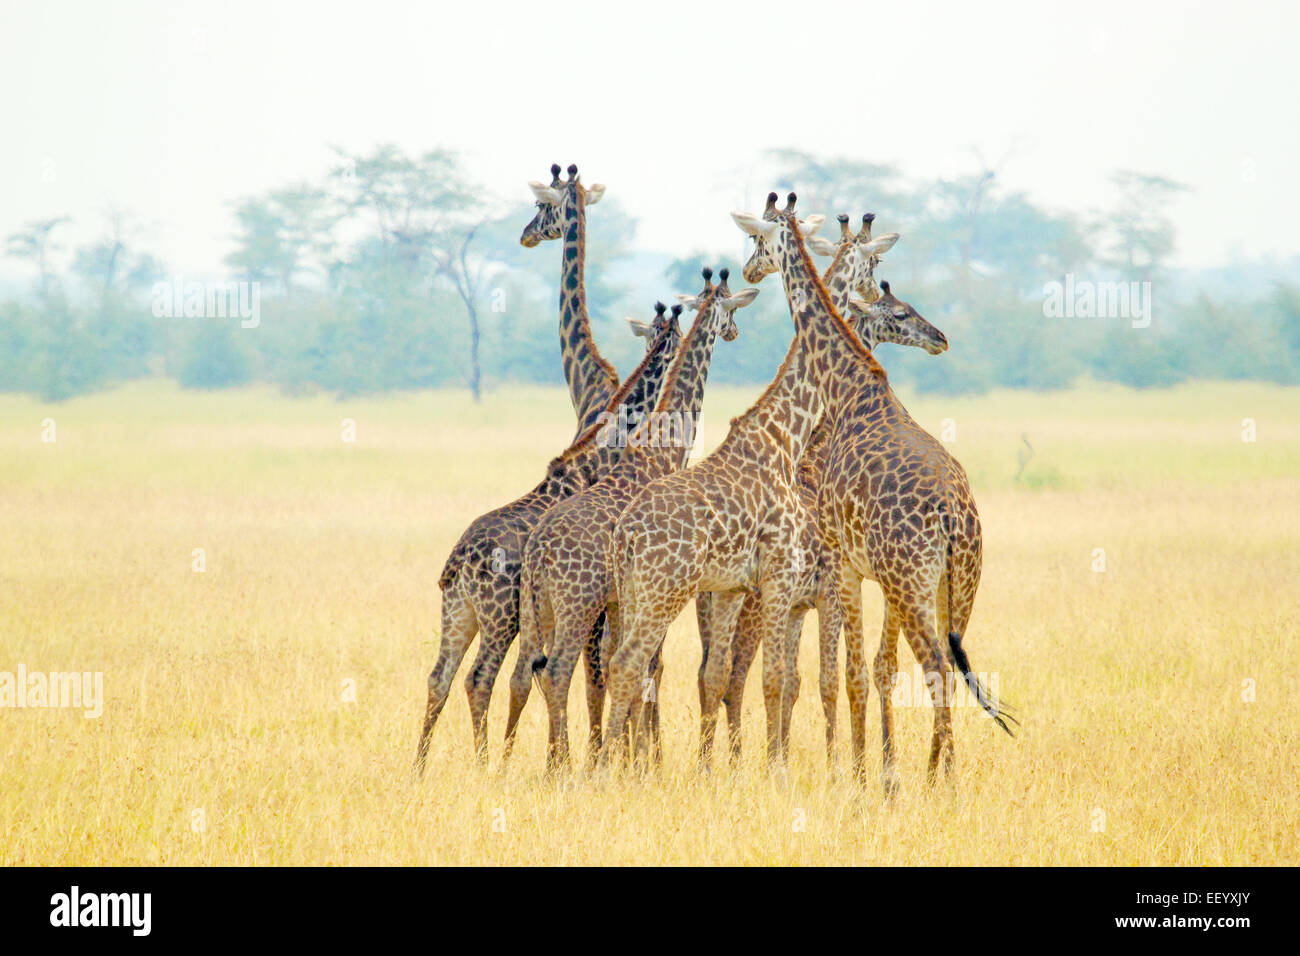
<box><xmin>2</xmin><ymin>0</ymin><xmax>1297</xmax><ymax>278</ymax></box>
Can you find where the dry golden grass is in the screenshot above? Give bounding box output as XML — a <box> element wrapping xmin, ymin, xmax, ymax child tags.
<box><xmin>1</xmin><ymin>379</ymin><xmax>1297</xmax><ymax>865</ymax></box>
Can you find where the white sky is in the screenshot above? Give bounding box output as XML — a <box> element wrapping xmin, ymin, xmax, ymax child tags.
<box><xmin>2</xmin><ymin>0</ymin><xmax>1297</xmax><ymax>277</ymax></box>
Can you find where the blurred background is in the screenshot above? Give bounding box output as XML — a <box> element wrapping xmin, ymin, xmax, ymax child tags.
<box><xmin>2</xmin><ymin>0</ymin><xmax>1297</xmax><ymax>402</ymax></box>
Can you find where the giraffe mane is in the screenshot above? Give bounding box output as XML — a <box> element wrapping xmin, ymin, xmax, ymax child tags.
<box><xmin>789</xmin><ymin>216</ymin><xmax>888</xmax><ymax>384</ymax></box>
<box><xmin>824</xmin><ymin>239</ymin><xmax>852</xmax><ymax>284</ymax></box>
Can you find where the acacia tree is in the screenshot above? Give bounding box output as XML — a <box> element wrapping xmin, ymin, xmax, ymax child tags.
<box><xmin>331</xmin><ymin>145</ymin><xmax>507</xmax><ymax>400</ymax></box>
<box><xmin>6</xmin><ymin>217</ymin><xmax>70</xmax><ymax>298</ymax></box>
<box><xmin>429</xmin><ymin>219</ymin><xmax>504</xmax><ymax>402</ymax></box>
<box><xmin>1101</xmin><ymin>170</ymin><xmax>1190</xmax><ymax>283</ymax></box>
<box><xmin>72</xmin><ymin>209</ymin><xmax>163</xmax><ymax>308</ymax></box>
<box><xmin>766</xmin><ymin>149</ymin><xmax>913</xmax><ymax>221</ymax></box>
<box><xmin>226</xmin><ymin>184</ymin><xmax>339</xmax><ymax>294</ymax></box>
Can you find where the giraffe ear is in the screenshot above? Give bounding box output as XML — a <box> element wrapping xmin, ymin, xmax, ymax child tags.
<box><xmin>862</xmin><ymin>233</ymin><xmax>900</xmax><ymax>258</ymax></box>
<box><xmin>722</xmin><ymin>288</ymin><xmax>760</xmax><ymax>310</ymax></box>
<box><xmin>799</xmin><ymin>215</ymin><xmax>825</xmax><ymax>237</ymax></box>
<box><xmin>626</xmin><ymin>317</ymin><xmax>652</xmax><ymax>338</ymax></box>
<box><xmin>806</xmin><ymin>235</ymin><xmax>839</xmax><ymax>256</ymax></box>
<box><xmin>528</xmin><ymin>181</ymin><xmax>561</xmax><ymax>204</ymax></box>
<box><xmin>584</xmin><ymin>184</ymin><xmax>606</xmax><ymax>205</ymax></box>
<box><xmin>731</xmin><ymin>212</ymin><xmax>778</xmax><ymax>239</ymax></box>
<box><xmin>674</xmin><ymin>293</ymin><xmax>700</xmax><ymax>308</ymax></box>
<box><xmin>848</xmin><ymin>292</ymin><xmax>872</xmax><ymax>311</ymax></box>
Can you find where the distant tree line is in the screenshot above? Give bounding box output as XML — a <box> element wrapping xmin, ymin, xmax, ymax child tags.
<box><xmin>2</xmin><ymin>146</ymin><xmax>1297</xmax><ymax>402</ymax></box>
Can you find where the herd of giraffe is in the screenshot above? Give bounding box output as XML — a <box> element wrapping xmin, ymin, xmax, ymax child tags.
<box><xmin>415</xmin><ymin>163</ymin><xmax>1017</xmax><ymax>794</ymax></box>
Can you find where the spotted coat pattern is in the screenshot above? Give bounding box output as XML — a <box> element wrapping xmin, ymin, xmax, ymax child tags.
<box><xmin>503</xmin><ymin>270</ymin><xmax>755</xmax><ymax>771</ymax></box>
<box><xmin>759</xmin><ymin>193</ymin><xmax>1014</xmax><ymax>792</ymax></box>
<box><xmin>413</xmin><ymin>304</ymin><xmax>681</xmax><ymax>774</ymax></box>
<box><xmin>716</xmin><ymin>214</ymin><xmax>950</xmax><ymax>764</ymax></box>
<box><xmin>601</xmin><ymin>276</ymin><xmax>828</xmax><ymax>766</ymax></box>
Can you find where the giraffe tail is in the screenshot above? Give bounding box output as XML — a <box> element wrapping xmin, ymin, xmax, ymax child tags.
<box><xmin>941</xmin><ymin>510</ymin><xmax>1018</xmax><ymax>737</ymax></box>
<box><xmin>947</xmin><ymin>631</ymin><xmax>1018</xmax><ymax>736</ymax></box>
<box><xmin>520</xmin><ymin>547</ymin><xmax>549</xmax><ymax>675</ymax></box>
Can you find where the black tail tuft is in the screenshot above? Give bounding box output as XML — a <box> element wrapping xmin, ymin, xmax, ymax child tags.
<box><xmin>948</xmin><ymin>631</ymin><xmax>1019</xmax><ymax>737</ymax></box>
<box><xmin>530</xmin><ymin>653</ymin><xmax>548</xmax><ymax>673</ymax></box>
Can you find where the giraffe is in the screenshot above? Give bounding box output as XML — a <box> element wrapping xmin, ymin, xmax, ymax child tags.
<box><xmin>692</xmin><ymin>212</ymin><xmax>895</xmax><ymax>758</ymax></box>
<box><xmin>521</xmin><ymin>163</ymin><xmax>621</xmax><ymax>436</ymax></box>
<box><xmin>413</xmin><ymin>301</ymin><xmax>682</xmax><ymax>776</ymax></box>
<box><xmin>732</xmin><ymin>192</ymin><xmax>1015</xmax><ymax>792</ymax></box>
<box><xmin>600</xmin><ymin>216</ymin><xmax>841</xmax><ymax>769</ymax></box>
<box><xmin>503</xmin><ymin>267</ymin><xmax>759</xmax><ymax>771</ymax></box>
<box><xmin>718</xmin><ymin>216</ymin><xmax>951</xmax><ymax>764</ymax></box>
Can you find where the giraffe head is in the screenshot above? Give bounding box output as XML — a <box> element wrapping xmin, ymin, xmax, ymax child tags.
<box><xmin>731</xmin><ymin>192</ymin><xmax>826</xmax><ymax>284</ymax></box>
<box><xmin>847</xmin><ymin>281</ymin><xmax>948</xmax><ymax>354</ymax></box>
<box><xmin>674</xmin><ymin>267</ymin><xmax>759</xmax><ymax>341</ymax></box>
<box><xmin>807</xmin><ymin>213</ymin><xmax>900</xmax><ymax>303</ymax></box>
<box><xmin>627</xmin><ymin>303</ymin><xmax>684</xmax><ymax>353</ymax></box>
<box><xmin>519</xmin><ymin>163</ymin><xmax>606</xmax><ymax>247</ymax></box>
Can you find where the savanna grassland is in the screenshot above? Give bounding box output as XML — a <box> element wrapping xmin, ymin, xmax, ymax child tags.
<box><xmin>1</xmin><ymin>379</ymin><xmax>1297</xmax><ymax>865</ymax></box>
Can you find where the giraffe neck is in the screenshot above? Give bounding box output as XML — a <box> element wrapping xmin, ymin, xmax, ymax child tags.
<box><xmin>709</xmin><ymin>248</ymin><xmax>860</xmax><ymax>473</ymax></box>
<box><xmin>797</xmin><ymin>414</ymin><xmax>834</xmax><ymax>488</ymax></box>
<box><xmin>615</xmin><ymin>322</ymin><xmax>681</xmax><ymax>435</ymax></box>
<box><xmin>797</xmin><ymin>244</ymin><xmax>868</xmax><ymax>444</ymax></box>
<box><xmin>544</xmin><ymin>319</ymin><xmax>683</xmax><ymax>497</ymax></box>
<box><xmin>714</xmin><ymin>321</ymin><xmax>821</xmax><ymax>476</ymax></box>
<box><xmin>558</xmin><ymin>192</ymin><xmax>620</xmax><ymax>430</ymax></box>
<box><xmin>779</xmin><ymin>221</ymin><xmax>889</xmax><ymax>415</ymax></box>
<box><xmin>819</xmin><ymin>245</ymin><xmax>856</xmax><ymax>314</ymax></box>
<box><xmin>626</xmin><ymin>298</ymin><xmax>726</xmax><ymax>470</ymax></box>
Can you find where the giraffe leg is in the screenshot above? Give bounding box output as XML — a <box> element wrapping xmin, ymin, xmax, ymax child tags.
<box><xmin>694</xmin><ymin>592</ymin><xmax>713</xmax><ymax>727</ymax></box>
<box><xmin>722</xmin><ymin>595</ymin><xmax>761</xmax><ymax>764</ymax></box>
<box><xmin>502</xmin><ymin>648</ymin><xmax>532</xmax><ymax>766</ymax></box>
<box><xmin>834</xmin><ymin>557</ymin><xmax>869</xmax><ymax>782</ymax></box>
<box><xmin>896</xmin><ymin>595</ymin><xmax>953</xmax><ymax>785</ymax></box>
<box><xmin>540</xmin><ymin>637</ymin><xmax>583</xmax><ymax>774</ymax></box>
<box><xmin>698</xmin><ymin>591</ymin><xmax>745</xmax><ymax>770</ymax></box>
<box><xmin>616</xmin><ymin>602</ymin><xmax>653</xmax><ymax>771</ymax></box>
<box><xmin>463</xmin><ymin>618</ymin><xmax>513</xmax><ymax>767</ymax></box>
<box><xmin>754</xmin><ymin>583</ymin><xmax>795</xmax><ymax>766</ymax></box>
<box><xmin>601</xmin><ymin>601</ymin><xmax>682</xmax><ymax>769</ymax></box>
<box><xmin>641</xmin><ymin>647</ymin><xmax>664</xmax><ymax>768</ymax></box>
<box><xmin>503</xmin><ymin>584</ymin><xmax>551</xmax><ymax>765</ymax></box>
<box><xmin>541</xmin><ymin>607</ymin><xmax>602</xmax><ymax>774</ymax></box>
<box><xmin>872</xmin><ymin>600</ymin><xmax>902</xmax><ymax>796</ymax></box>
<box><xmin>580</xmin><ymin>612</ymin><xmax>607</xmax><ymax>770</ymax></box>
<box><xmin>414</xmin><ymin>589</ymin><xmax>477</xmax><ymax>778</ymax></box>
<box><xmin>629</xmin><ymin>649</ymin><xmax>661</xmax><ymax>770</ymax></box>
<box><xmin>934</xmin><ymin>570</ymin><xmax>956</xmax><ymax>780</ymax></box>
<box><xmin>779</xmin><ymin>610</ymin><xmax>805</xmax><ymax>761</ymax></box>
<box><xmin>815</xmin><ymin>589</ymin><xmax>841</xmax><ymax>766</ymax></box>
<box><xmin>601</xmin><ymin>642</ymin><xmax>653</xmax><ymax>770</ymax></box>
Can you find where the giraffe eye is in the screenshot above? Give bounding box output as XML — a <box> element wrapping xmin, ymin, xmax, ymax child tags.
<box><xmin>893</xmin><ymin>310</ymin><xmax>908</xmax><ymax>319</ymax></box>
